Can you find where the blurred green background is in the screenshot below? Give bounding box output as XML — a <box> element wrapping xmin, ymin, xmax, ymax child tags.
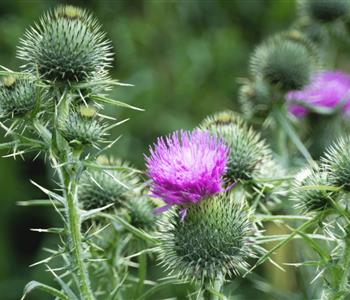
<box><xmin>0</xmin><ymin>0</ymin><xmax>296</xmax><ymax>299</ymax></box>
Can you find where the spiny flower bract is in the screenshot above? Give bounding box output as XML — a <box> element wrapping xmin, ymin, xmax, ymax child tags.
<box><xmin>59</xmin><ymin>110</ymin><xmax>107</xmax><ymax>147</ymax></box>
<box><xmin>292</xmin><ymin>165</ymin><xmax>336</xmax><ymax>213</ymax></box>
<box><xmin>286</xmin><ymin>71</ymin><xmax>350</xmax><ymax>117</ymax></box>
<box><xmin>145</xmin><ymin>130</ymin><xmax>228</xmax><ymax>208</ymax></box>
<box><xmin>0</xmin><ymin>76</ymin><xmax>37</xmax><ymax>119</ymax></box>
<box><xmin>17</xmin><ymin>5</ymin><xmax>113</xmax><ymax>83</ymax></box>
<box><xmin>201</xmin><ymin>113</ymin><xmax>271</xmax><ymax>182</ymax></box>
<box><xmin>322</xmin><ymin>136</ymin><xmax>350</xmax><ymax>191</ymax></box>
<box><xmin>78</xmin><ymin>157</ymin><xmax>140</xmax><ymax>210</ymax></box>
<box><xmin>157</xmin><ymin>189</ymin><xmax>254</xmax><ymax>281</ymax></box>
<box><xmin>125</xmin><ymin>195</ymin><xmax>157</xmax><ymax>230</ymax></box>
<box><xmin>250</xmin><ymin>37</ymin><xmax>314</xmax><ymax>92</ymax></box>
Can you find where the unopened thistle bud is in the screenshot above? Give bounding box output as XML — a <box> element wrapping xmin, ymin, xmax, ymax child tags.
<box><xmin>322</xmin><ymin>136</ymin><xmax>350</xmax><ymax>191</ymax></box>
<box><xmin>250</xmin><ymin>37</ymin><xmax>315</xmax><ymax>92</ymax></box>
<box><xmin>78</xmin><ymin>157</ymin><xmax>140</xmax><ymax>210</ymax></box>
<box><xmin>0</xmin><ymin>76</ymin><xmax>37</xmax><ymax>119</ymax></box>
<box><xmin>292</xmin><ymin>165</ymin><xmax>336</xmax><ymax>213</ymax></box>
<box><xmin>125</xmin><ymin>195</ymin><xmax>157</xmax><ymax>230</ymax></box>
<box><xmin>157</xmin><ymin>189</ymin><xmax>254</xmax><ymax>281</ymax></box>
<box><xmin>59</xmin><ymin>109</ymin><xmax>106</xmax><ymax>147</ymax></box>
<box><xmin>298</xmin><ymin>0</ymin><xmax>350</xmax><ymax>23</ymax></box>
<box><xmin>200</xmin><ymin>112</ymin><xmax>271</xmax><ymax>182</ymax></box>
<box><xmin>18</xmin><ymin>5</ymin><xmax>112</xmax><ymax>83</ymax></box>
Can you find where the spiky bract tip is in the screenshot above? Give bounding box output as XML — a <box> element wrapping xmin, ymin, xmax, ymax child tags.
<box><xmin>157</xmin><ymin>189</ymin><xmax>254</xmax><ymax>281</ymax></box>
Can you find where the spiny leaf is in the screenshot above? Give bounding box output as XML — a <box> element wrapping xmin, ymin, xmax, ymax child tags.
<box><xmin>90</xmin><ymin>94</ymin><xmax>144</xmax><ymax>111</ymax></box>
<box><xmin>21</xmin><ymin>281</ymin><xmax>69</xmax><ymax>300</ymax></box>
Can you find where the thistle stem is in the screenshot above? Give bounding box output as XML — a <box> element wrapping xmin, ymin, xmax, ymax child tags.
<box><xmin>202</xmin><ymin>276</ymin><xmax>224</xmax><ymax>300</ymax></box>
<box><xmin>62</xmin><ymin>165</ymin><xmax>95</xmax><ymax>300</ymax></box>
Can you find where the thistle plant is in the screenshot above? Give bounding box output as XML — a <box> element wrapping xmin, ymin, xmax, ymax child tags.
<box><xmin>4</xmin><ymin>1</ymin><xmax>350</xmax><ymax>300</ymax></box>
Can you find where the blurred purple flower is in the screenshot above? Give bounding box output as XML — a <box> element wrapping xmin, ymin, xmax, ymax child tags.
<box><xmin>145</xmin><ymin>130</ymin><xmax>228</xmax><ymax>212</ymax></box>
<box><xmin>286</xmin><ymin>71</ymin><xmax>350</xmax><ymax>117</ymax></box>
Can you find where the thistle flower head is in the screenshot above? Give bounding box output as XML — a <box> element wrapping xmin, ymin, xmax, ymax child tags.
<box><xmin>292</xmin><ymin>165</ymin><xmax>336</xmax><ymax>213</ymax></box>
<box><xmin>201</xmin><ymin>113</ymin><xmax>271</xmax><ymax>182</ymax></box>
<box><xmin>250</xmin><ymin>37</ymin><xmax>315</xmax><ymax>92</ymax></box>
<box><xmin>145</xmin><ymin>130</ymin><xmax>228</xmax><ymax>209</ymax></box>
<box><xmin>17</xmin><ymin>5</ymin><xmax>112</xmax><ymax>83</ymax></box>
<box><xmin>0</xmin><ymin>76</ymin><xmax>37</xmax><ymax>119</ymax></box>
<box><xmin>322</xmin><ymin>136</ymin><xmax>350</xmax><ymax>191</ymax></box>
<box><xmin>78</xmin><ymin>157</ymin><xmax>140</xmax><ymax>210</ymax></box>
<box><xmin>286</xmin><ymin>71</ymin><xmax>350</xmax><ymax>117</ymax></box>
<box><xmin>157</xmin><ymin>190</ymin><xmax>253</xmax><ymax>281</ymax></box>
<box><xmin>299</xmin><ymin>0</ymin><xmax>350</xmax><ymax>23</ymax></box>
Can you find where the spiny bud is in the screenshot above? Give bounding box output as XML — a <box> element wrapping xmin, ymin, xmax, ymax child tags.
<box><xmin>238</xmin><ymin>78</ymin><xmax>270</xmax><ymax>119</ymax></box>
<box><xmin>322</xmin><ymin>136</ymin><xmax>350</xmax><ymax>191</ymax></box>
<box><xmin>78</xmin><ymin>157</ymin><xmax>140</xmax><ymax>210</ymax></box>
<box><xmin>18</xmin><ymin>5</ymin><xmax>112</xmax><ymax>83</ymax></box>
<box><xmin>200</xmin><ymin>112</ymin><xmax>271</xmax><ymax>182</ymax></box>
<box><xmin>294</xmin><ymin>18</ymin><xmax>328</xmax><ymax>45</ymax></box>
<box><xmin>299</xmin><ymin>0</ymin><xmax>350</xmax><ymax>23</ymax></box>
<box><xmin>59</xmin><ymin>109</ymin><xmax>106</xmax><ymax>147</ymax></box>
<box><xmin>125</xmin><ymin>196</ymin><xmax>157</xmax><ymax>230</ymax></box>
<box><xmin>250</xmin><ymin>37</ymin><xmax>315</xmax><ymax>92</ymax></box>
<box><xmin>292</xmin><ymin>165</ymin><xmax>336</xmax><ymax>213</ymax></box>
<box><xmin>0</xmin><ymin>76</ymin><xmax>37</xmax><ymax>119</ymax></box>
<box><xmin>157</xmin><ymin>189</ymin><xmax>254</xmax><ymax>281</ymax></box>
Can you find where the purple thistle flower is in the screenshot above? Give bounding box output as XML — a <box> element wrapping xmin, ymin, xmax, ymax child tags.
<box><xmin>145</xmin><ymin>130</ymin><xmax>228</xmax><ymax>212</ymax></box>
<box><xmin>286</xmin><ymin>71</ymin><xmax>350</xmax><ymax>117</ymax></box>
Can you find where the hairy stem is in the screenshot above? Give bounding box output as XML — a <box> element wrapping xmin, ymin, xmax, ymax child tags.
<box><xmin>62</xmin><ymin>165</ymin><xmax>94</xmax><ymax>300</ymax></box>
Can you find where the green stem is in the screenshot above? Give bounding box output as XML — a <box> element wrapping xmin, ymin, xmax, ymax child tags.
<box><xmin>134</xmin><ymin>241</ymin><xmax>147</xmax><ymax>298</ymax></box>
<box><xmin>202</xmin><ymin>276</ymin><xmax>224</xmax><ymax>300</ymax></box>
<box><xmin>329</xmin><ymin>230</ymin><xmax>350</xmax><ymax>300</ymax></box>
<box><xmin>62</xmin><ymin>166</ymin><xmax>95</xmax><ymax>300</ymax></box>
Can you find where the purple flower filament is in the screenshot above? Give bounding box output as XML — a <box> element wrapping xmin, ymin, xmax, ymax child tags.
<box><xmin>286</xmin><ymin>71</ymin><xmax>350</xmax><ymax>117</ymax></box>
<box><xmin>146</xmin><ymin>130</ymin><xmax>228</xmax><ymax>215</ymax></box>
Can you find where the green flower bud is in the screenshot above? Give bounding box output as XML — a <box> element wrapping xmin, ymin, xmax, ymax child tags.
<box><xmin>250</xmin><ymin>37</ymin><xmax>315</xmax><ymax>92</ymax></box>
<box><xmin>125</xmin><ymin>196</ymin><xmax>157</xmax><ymax>230</ymax></box>
<box><xmin>292</xmin><ymin>165</ymin><xmax>336</xmax><ymax>213</ymax></box>
<box><xmin>238</xmin><ymin>78</ymin><xmax>270</xmax><ymax>119</ymax></box>
<box><xmin>200</xmin><ymin>111</ymin><xmax>272</xmax><ymax>182</ymax></box>
<box><xmin>59</xmin><ymin>109</ymin><xmax>106</xmax><ymax>146</ymax></box>
<box><xmin>157</xmin><ymin>189</ymin><xmax>254</xmax><ymax>280</ymax></box>
<box><xmin>0</xmin><ymin>76</ymin><xmax>37</xmax><ymax>118</ymax></box>
<box><xmin>18</xmin><ymin>5</ymin><xmax>112</xmax><ymax>83</ymax></box>
<box><xmin>322</xmin><ymin>136</ymin><xmax>350</xmax><ymax>191</ymax></box>
<box><xmin>299</xmin><ymin>0</ymin><xmax>350</xmax><ymax>23</ymax></box>
<box><xmin>78</xmin><ymin>157</ymin><xmax>140</xmax><ymax>210</ymax></box>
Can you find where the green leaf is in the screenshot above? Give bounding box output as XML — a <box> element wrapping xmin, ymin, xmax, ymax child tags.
<box><xmin>21</xmin><ymin>281</ymin><xmax>69</xmax><ymax>300</ymax></box>
<box><xmin>99</xmin><ymin>213</ymin><xmax>158</xmax><ymax>244</ymax></box>
<box><xmin>90</xmin><ymin>95</ymin><xmax>144</xmax><ymax>111</ymax></box>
